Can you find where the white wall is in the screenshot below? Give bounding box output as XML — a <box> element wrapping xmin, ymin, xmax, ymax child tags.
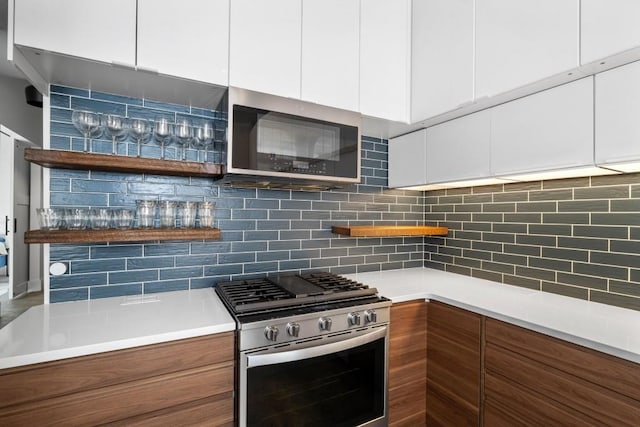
<box><xmin>0</xmin><ymin>74</ymin><xmax>42</xmax><ymax>146</ymax></box>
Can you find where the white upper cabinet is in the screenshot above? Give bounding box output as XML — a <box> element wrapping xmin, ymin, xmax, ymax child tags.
<box><xmin>388</xmin><ymin>129</ymin><xmax>427</xmax><ymax>188</ymax></box>
<box><xmin>137</xmin><ymin>0</ymin><xmax>229</xmax><ymax>86</ymax></box>
<box><xmin>411</xmin><ymin>0</ymin><xmax>474</xmax><ymax>122</ymax></box>
<box><xmin>491</xmin><ymin>77</ymin><xmax>594</xmax><ymax>177</ymax></box>
<box><xmin>426</xmin><ymin>110</ymin><xmax>491</xmax><ymax>184</ymax></box>
<box><xmin>13</xmin><ymin>0</ymin><xmax>137</xmax><ymax>66</ymax></box>
<box><xmin>581</xmin><ymin>0</ymin><xmax>640</xmax><ymax>65</ymax></box>
<box><xmin>475</xmin><ymin>0</ymin><xmax>579</xmax><ymax>98</ymax></box>
<box><xmin>360</xmin><ymin>0</ymin><xmax>411</xmax><ymax>122</ymax></box>
<box><xmin>301</xmin><ymin>0</ymin><xmax>359</xmax><ymax>111</ymax></box>
<box><xmin>229</xmin><ymin>0</ymin><xmax>302</xmax><ymax>99</ymax></box>
<box><xmin>595</xmin><ymin>60</ymin><xmax>640</xmax><ymax>171</ymax></box>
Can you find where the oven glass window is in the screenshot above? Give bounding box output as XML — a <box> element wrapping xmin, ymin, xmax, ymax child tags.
<box><xmin>247</xmin><ymin>336</ymin><xmax>385</xmax><ymax>427</ymax></box>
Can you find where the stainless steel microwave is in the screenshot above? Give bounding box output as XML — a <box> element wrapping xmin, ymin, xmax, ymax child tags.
<box><xmin>227</xmin><ymin>87</ymin><xmax>361</xmax><ymax>184</ymax></box>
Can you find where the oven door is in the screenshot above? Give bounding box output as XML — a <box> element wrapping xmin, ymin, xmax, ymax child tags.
<box><xmin>239</xmin><ymin>326</ymin><xmax>388</xmax><ymax>427</ymax></box>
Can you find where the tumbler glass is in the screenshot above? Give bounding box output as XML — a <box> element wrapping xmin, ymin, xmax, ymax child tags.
<box><xmin>197</xmin><ymin>202</ymin><xmax>216</xmax><ymax>228</ymax></box>
<box><xmin>112</xmin><ymin>209</ymin><xmax>135</xmax><ymax>229</ymax></box>
<box><xmin>180</xmin><ymin>201</ymin><xmax>198</xmax><ymax>228</ymax></box>
<box><xmin>158</xmin><ymin>200</ymin><xmax>177</xmax><ymax>228</ymax></box>
<box><xmin>37</xmin><ymin>208</ymin><xmax>61</xmax><ymax>230</ymax></box>
<box><xmin>90</xmin><ymin>208</ymin><xmax>111</xmax><ymax>229</ymax></box>
<box><xmin>136</xmin><ymin>200</ymin><xmax>157</xmax><ymax>229</ymax></box>
<box><xmin>65</xmin><ymin>208</ymin><xmax>89</xmax><ymax>230</ymax></box>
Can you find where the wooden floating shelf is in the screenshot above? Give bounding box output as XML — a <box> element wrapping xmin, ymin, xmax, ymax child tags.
<box><xmin>24</xmin><ymin>227</ymin><xmax>221</xmax><ymax>244</ymax></box>
<box><xmin>24</xmin><ymin>148</ymin><xmax>224</xmax><ymax>178</ymax></box>
<box><xmin>331</xmin><ymin>225</ymin><xmax>449</xmax><ymax>237</ymax></box>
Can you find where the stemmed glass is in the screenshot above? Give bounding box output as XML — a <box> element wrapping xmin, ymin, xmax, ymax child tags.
<box><xmin>192</xmin><ymin>121</ymin><xmax>215</xmax><ymax>162</ymax></box>
<box><xmin>72</xmin><ymin>110</ymin><xmax>101</xmax><ymax>153</ymax></box>
<box><xmin>153</xmin><ymin>117</ymin><xmax>173</xmax><ymax>160</ymax></box>
<box><xmin>175</xmin><ymin>118</ymin><xmax>193</xmax><ymax>161</ymax></box>
<box><xmin>129</xmin><ymin>118</ymin><xmax>152</xmax><ymax>157</ymax></box>
<box><xmin>103</xmin><ymin>114</ymin><xmax>129</xmax><ymax>155</ymax></box>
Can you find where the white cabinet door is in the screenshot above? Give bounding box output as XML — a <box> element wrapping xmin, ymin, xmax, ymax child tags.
<box><xmin>14</xmin><ymin>0</ymin><xmax>136</xmax><ymax>66</ymax></box>
<box><xmin>301</xmin><ymin>0</ymin><xmax>359</xmax><ymax>111</ymax></box>
<box><xmin>137</xmin><ymin>0</ymin><xmax>229</xmax><ymax>85</ymax></box>
<box><xmin>229</xmin><ymin>0</ymin><xmax>302</xmax><ymax>98</ymax></box>
<box><xmin>411</xmin><ymin>0</ymin><xmax>474</xmax><ymax>122</ymax></box>
<box><xmin>388</xmin><ymin>129</ymin><xmax>427</xmax><ymax>188</ymax></box>
<box><xmin>360</xmin><ymin>0</ymin><xmax>411</xmax><ymax>122</ymax></box>
<box><xmin>581</xmin><ymin>0</ymin><xmax>640</xmax><ymax>65</ymax></box>
<box><xmin>475</xmin><ymin>0</ymin><xmax>579</xmax><ymax>98</ymax></box>
<box><xmin>595</xmin><ymin>60</ymin><xmax>640</xmax><ymax>170</ymax></box>
<box><xmin>491</xmin><ymin>77</ymin><xmax>594</xmax><ymax>176</ymax></box>
<box><xmin>426</xmin><ymin>110</ymin><xmax>491</xmax><ymax>184</ymax></box>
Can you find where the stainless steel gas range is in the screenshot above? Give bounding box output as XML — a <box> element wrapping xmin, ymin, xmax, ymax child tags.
<box><xmin>216</xmin><ymin>272</ymin><xmax>391</xmax><ymax>427</ymax></box>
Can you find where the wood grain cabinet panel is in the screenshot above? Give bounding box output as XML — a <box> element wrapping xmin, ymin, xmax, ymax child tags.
<box><xmin>389</xmin><ymin>300</ymin><xmax>427</xmax><ymax>426</ymax></box>
<box><xmin>426</xmin><ymin>301</ymin><xmax>481</xmax><ymax>426</ymax></box>
<box><xmin>0</xmin><ymin>332</ymin><xmax>235</xmax><ymax>426</ymax></box>
<box><xmin>484</xmin><ymin>318</ymin><xmax>640</xmax><ymax>426</ymax></box>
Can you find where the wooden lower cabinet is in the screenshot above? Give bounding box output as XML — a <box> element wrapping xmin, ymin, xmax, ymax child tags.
<box><xmin>0</xmin><ymin>332</ymin><xmax>235</xmax><ymax>426</ymax></box>
<box><xmin>426</xmin><ymin>301</ymin><xmax>481</xmax><ymax>427</ymax></box>
<box><xmin>389</xmin><ymin>300</ymin><xmax>427</xmax><ymax>426</ymax></box>
<box><xmin>484</xmin><ymin>318</ymin><xmax>640</xmax><ymax>426</ymax></box>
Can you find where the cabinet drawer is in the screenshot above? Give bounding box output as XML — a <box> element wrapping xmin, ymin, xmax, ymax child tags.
<box><xmin>0</xmin><ymin>361</ymin><xmax>233</xmax><ymax>426</ymax></box>
<box><xmin>485</xmin><ymin>344</ymin><xmax>640</xmax><ymax>426</ymax></box>
<box><xmin>485</xmin><ymin>318</ymin><xmax>640</xmax><ymax>402</ymax></box>
<box><xmin>107</xmin><ymin>394</ymin><xmax>234</xmax><ymax>427</ymax></box>
<box><xmin>426</xmin><ymin>381</ymin><xmax>478</xmax><ymax>427</ymax></box>
<box><xmin>0</xmin><ymin>332</ymin><xmax>234</xmax><ymax>409</ymax></box>
<box><xmin>484</xmin><ymin>372</ymin><xmax>594</xmax><ymax>427</ymax></box>
<box><xmin>389</xmin><ymin>377</ymin><xmax>426</xmax><ymax>426</ymax></box>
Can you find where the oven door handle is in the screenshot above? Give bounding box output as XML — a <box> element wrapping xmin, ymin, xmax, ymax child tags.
<box><xmin>247</xmin><ymin>327</ymin><xmax>386</xmax><ymax>368</ymax></box>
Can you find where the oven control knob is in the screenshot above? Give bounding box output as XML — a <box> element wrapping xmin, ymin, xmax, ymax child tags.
<box><xmin>286</xmin><ymin>322</ymin><xmax>301</xmax><ymax>337</ymax></box>
<box><xmin>318</xmin><ymin>317</ymin><xmax>332</xmax><ymax>331</ymax></box>
<box><xmin>364</xmin><ymin>309</ymin><xmax>377</xmax><ymax>324</ymax></box>
<box><xmin>347</xmin><ymin>312</ymin><xmax>361</xmax><ymax>327</ymax></box>
<box><xmin>264</xmin><ymin>326</ymin><xmax>279</xmax><ymax>342</ymax></box>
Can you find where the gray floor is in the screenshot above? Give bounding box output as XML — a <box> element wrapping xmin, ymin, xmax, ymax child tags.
<box><xmin>0</xmin><ymin>273</ymin><xmax>44</xmax><ymax>329</ymax></box>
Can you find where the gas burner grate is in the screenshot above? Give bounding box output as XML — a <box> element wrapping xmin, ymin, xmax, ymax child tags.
<box><xmin>217</xmin><ymin>278</ymin><xmax>292</xmax><ymax>309</ymax></box>
<box><xmin>300</xmin><ymin>272</ymin><xmax>369</xmax><ymax>292</ymax></box>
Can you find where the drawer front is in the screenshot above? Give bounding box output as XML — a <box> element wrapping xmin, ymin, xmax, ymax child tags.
<box><xmin>0</xmin><ymin>362</ymin><xmax>233</xmax><ymax>426</ymax></box>
<box><xmin>426</xmin><ymin>381</ymin><xmax>478</xmax><ymax>427</ymax></box>
<box><xmin>485</xmin><ymin>318</ymin><xmax>640</xmax><ymax>402</ymax></box>
<box><xmin>428</xmin><ymin>301</ymin><xmax>481</xmax><ymax>350</ymax></box>
<box><xmin>485</xmin><ymin>344</ymin><xmax>640</xmax><ymax>426</ymax></box>
<box><xmin>389</xmin><ymin>376</ymin><xmax>427</xmax><ymax>426</ymax></box>
<box><xmin>0</xmin><ymin>332</ymin><xmax>234</xmax><ymax>409</ymax></box>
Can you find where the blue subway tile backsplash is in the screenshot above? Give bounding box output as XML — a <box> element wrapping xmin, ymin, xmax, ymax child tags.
<box><xmin>48</xmin><ymin>85</ymin><xmax>424</xmax><ymax>302</ymax></box>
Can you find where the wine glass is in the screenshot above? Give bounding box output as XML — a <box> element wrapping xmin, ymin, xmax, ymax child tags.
<box><xmin>153</xmin><ymin>117</ymin><xmax>173</xmax><ymax>160</ymax></box>
<box><xmin>193</xmin><ymin>121</ymin><xmax>215</xmax><ymax>162</ymax></box>
<box><xmin>103</xmin><ymin>114</ymin><xmax>128</xmax><ymax>155</ymax></box>
<box><xmin>129</xmin><ymin>118</ymin><xmax>152</xmax><ymax>157</ymax></box>
<box><xmin>72</xmin><ymin>110</ymin><xmax>101</xmax><ymax>153</ymax></box>
<box><xmin>175</xmin><ymin>118</ymin><xmax>193</xmax><ymax>161</ymax></box>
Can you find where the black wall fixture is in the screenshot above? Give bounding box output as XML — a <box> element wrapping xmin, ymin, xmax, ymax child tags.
<box><xmin>25</xmin><ymin>84</ymin><xmax>42</xmax><ymax>108</ymax></box>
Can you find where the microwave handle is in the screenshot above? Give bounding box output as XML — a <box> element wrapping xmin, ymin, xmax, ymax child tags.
<box><xmin>247</xmin><ymin>327</ymin><xmax>386</xmax><ymax>368</ymax></box>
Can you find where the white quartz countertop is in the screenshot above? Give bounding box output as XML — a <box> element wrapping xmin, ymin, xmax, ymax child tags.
<box><xmin>0</xmin><ymin>288</ymin><xmax>235</xmax><ymax>370</ymax></box>
<box><xmin>346</xmin><ymin>268</ymin><xmax>640</xmax><ymax>364</ymax></box>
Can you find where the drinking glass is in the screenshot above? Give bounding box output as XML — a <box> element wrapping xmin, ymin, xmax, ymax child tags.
<box><xmin>193</xmin><ymin>121</ymin><xmax>215</xmax><ymax>162</ymax></box>
<box><xmin>129</xmin><ymin>118</ymin><xmax>152</xmax><ymax>157</ymax></box>
<box><xmin>90</xmin><ymin>208</ymin><xmax>111</xmax><ymax>229</ymax></box>
<box><xmin>197</xmin><ymin>202</ymin><xmax>215</xmax><ymax>228</ymax></box>
<box><xmin>175</xmin><ymin>118</ymin><xmax>193</xmax><ymax>161</ymax></box>
<box><xmin>136</xmin><ymin>200</ymin><xmax>157</xmax><ymax>229</ymax></box>
<box><xmin>158</xmin><ymin>200</ymin><xmax>177</xmax><ymax>228</ymax></box>
<box><xmin>179</xmin><ymin>201</ymin><xmax>198</xmax><ymax>228</ymax></box>
<box><xmin>65</xmin><ymin>208</ymin><xmax>89</xmax><ymax>230</ymax></box>
<box><xmin>112</xmin><ymin>209</ymin><xmax>135</xmax><ymax>229</ymax></box>
<box><xmin>72</xmin><ymin>110</ymin><xmax>102</xmax><ymax>153</ymax></box>
<box><xmin>103</xmin><ymin>114</ymin><xmax>129</xmax><ymax>155</ymax></box>
<box><xmin>153</xmin><ymin>117</ymin><xmax>174</xmax><ymax>160</ymax></box>
<box><xmin>37</xmin><ymin>208</ymin><xmax>61</xmax><ymax>230</ymax></box>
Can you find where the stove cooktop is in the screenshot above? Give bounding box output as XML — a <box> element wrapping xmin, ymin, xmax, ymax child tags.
<box><xmin>215</xmin><ymin>272</ymin><xmax>380</xmax><ymax>316</ymax></box>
